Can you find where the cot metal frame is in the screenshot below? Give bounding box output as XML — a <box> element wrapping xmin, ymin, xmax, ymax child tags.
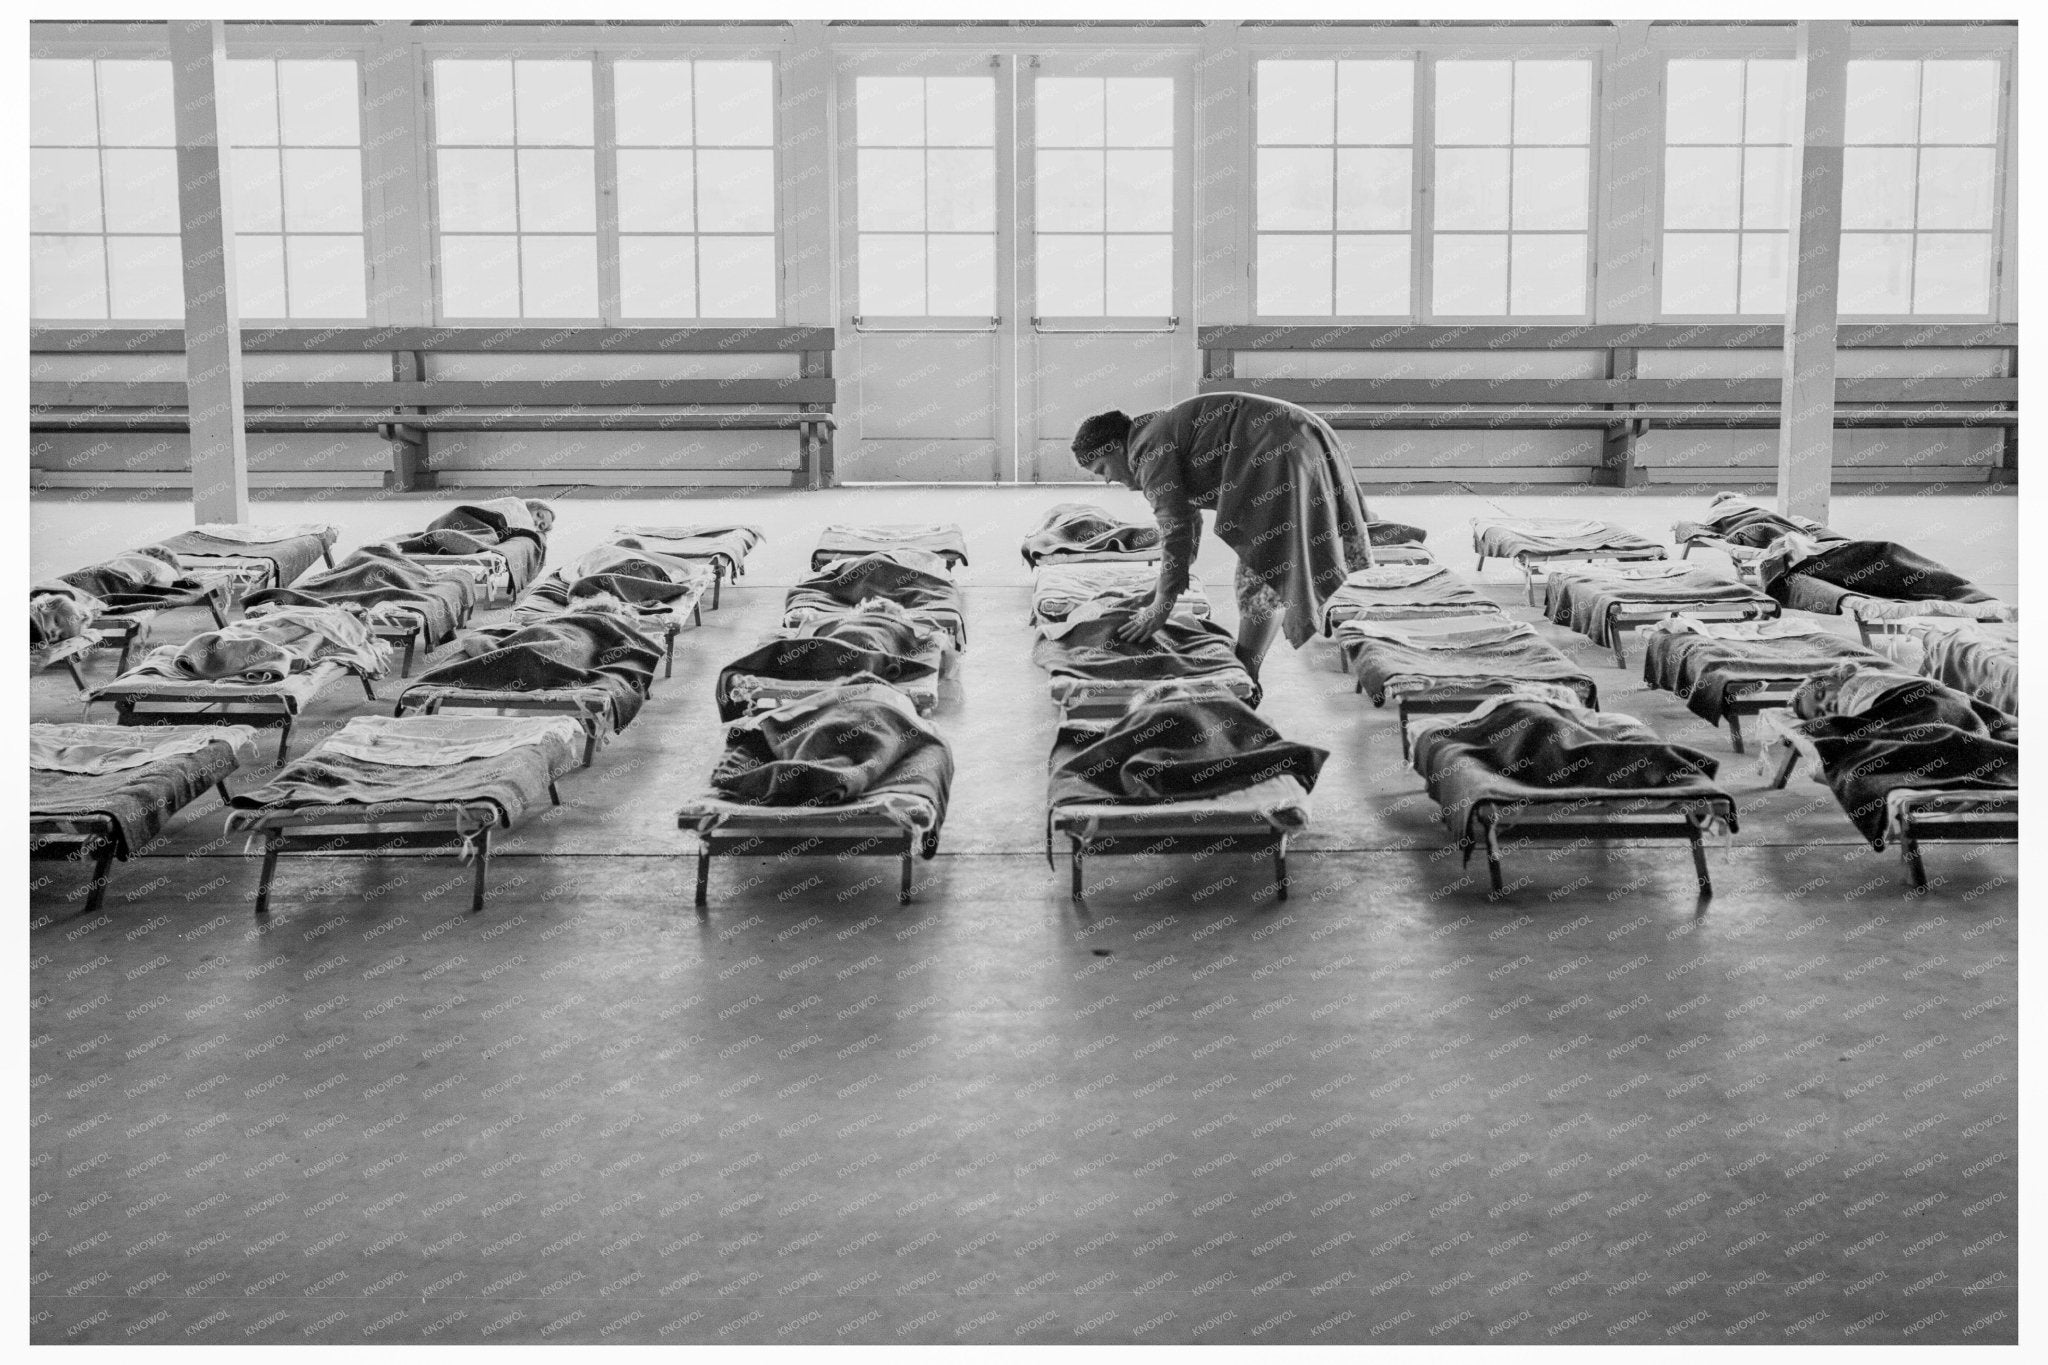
<box><xmin>241</xmin><ymin>796</ymin><xmax>552</xmax><ymax>916</ymax></box>
<box><xmin>30</xmin><ymin>780</ymin><xmax>235</xmax><ymax>918</ymax></box>
<box><xmin>1464</xmin><ymin>798</ymin><xmax>1737</xmax><ymax>899</ymax></box>
<box><xmin>1058</xmin><ymin>824</ymin><xmax>1291</xmax><ymax>903</ymax></box>
<box><xmin>1475</xmin><ymin>545</ymin><xmax>1670</xmax><ymax>607</ymax></box>
<box><xmin>688</xmin><ymin>825</ymin><xmax>936</xmax><ymax>910</ymax></box>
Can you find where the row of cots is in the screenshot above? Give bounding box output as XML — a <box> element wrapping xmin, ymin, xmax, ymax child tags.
<box><xmin>28</xmin><ymin>496</ymin><xmax>2018</xmax><ymax>917</ymax></box>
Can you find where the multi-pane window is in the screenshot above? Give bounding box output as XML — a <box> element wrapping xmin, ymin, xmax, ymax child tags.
<box><xmin>223</xmin><ymin>59</ymin><xmax>366</xmax><ymax>318</ymax></box>
<box><xmin>1254</xmin><ymin>59</ymin><xmax>1413</xmax><ymax>316</ymax></box>
<box><xmin>614</xmin><ymin>59</ymin><xmax>776</xmax><ymax>319</ymax></box>
<box><xmin>432</xmin><ymin>58</ymin><xmax>598</xmax><ymax>319</ymax></box>
<box><xmin>1034</xmin><ymin>76</ymin><xmax>1173</xmax><ymax>316</ymax></box>
<box><xmin>1841</xmin><ymin>58</ymin><xmax>2001</xmax><ymax>315</ymax></box>
<box><xmin>1660</xmin><ymin>59</ymin><xmax>1798</xmax><ymax>316</ymax></box>
<box><xmin>29</xmin><ymin>58</ymin><xmax>182</xmax><ymax>319</ymax></box>
<box><xmin>854</xmin><ymin>76</ymin><xmax>997</xmax><ymax>317</ymax></box>
<box><xmin>1432</xmin><ymin>59</ymin><xmax>1593</xmax><ymax>316</ymax></box>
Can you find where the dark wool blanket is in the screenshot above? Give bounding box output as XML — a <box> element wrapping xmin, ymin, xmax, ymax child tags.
<box><xmin>154</xmin><ymin>529</ymin><xmax>329</xmax><ymax>588</ymax></box>
<box><xmin>1020</xmin><ymin>503</ymin><xmax>1163</xmax><ymax>565</ymax></box>
<box><xmin>716</xmin><ymin>631</ymin><xmax>939</xmax><ymax>722</ymax></box>
<box><xmin>1047</xmin><ymin>694</ymin><xmax>1327</xmax><ymax>808</ymax></box>
<box><xmin>1413</xmin><ymin>700</ymin><xmax>1726</xmax><ymax>844</ymax></box>
<box><xmin>1343</xmin><ymin>634</ymin><xmax>1597</xmax><ymax>708</ymax></box>
<box><xmin>1128</xmin><ymin>391</ymin><xmax>1375</xmax><ymax>648</ymax></box>
<box><xmin>710</xmin><ymin>684</ymin><xmax>954</xmax><ymax>814</ymax></box>
<box><xmin>247</xmin><ymin>546</ymin><xmax>474</xmax><ymax>647</ymax></box>
<box><xmin>1792</xmin><ymin>678</ymin><xmax>2019</xmax><ymax>846</ymax></box>
<box><xmin>32</xmin><ymin>741</ymin><xmax>241</xmax><ymax>858</ymax></box>
<box><xmin>410</xmin><ymin>612</ymin><xmax>662</xmax><ymax>731</ymax></box>
<box><xmin>390</xmin><ymin>505</ymin><xmax>548</xmax><ymax>590</ymax></box>
<box><xmin>785</xmin><ymin>553</ymin><xmax>965</xmax><ymax>628</ymax></box>
<box><xmin>1643</xmin><ymin>630</ymin><xmax>1885</xmax><ymax>724</ymax></box>
<box><xmin>813</xmin><ymin>525</ymin><xmax>969</xmax><ymax>570</ymax></box>
<box><xmin>1763</xmin><ymin>539</ymin><xmax>1995</xmax><ymax>612</ymax></box>
<box><xmin>1545</xmin><ymin>568</ymin><xmax>1774</xmax><ymax>645</ymax></box>
<box><xmin>230</xmin><ymin>747</ymin><xmax>563</xmax><ymax>828</ymax></box>
<box><xmin>1032</xmin><ymin>610</ymin><xmax>1257</xmax><ymax>706</ymax></box>
<box><xmin>1700</xmin><ymin>503</ymin><xmax>1845</xmax><ymax>549</ymax></box>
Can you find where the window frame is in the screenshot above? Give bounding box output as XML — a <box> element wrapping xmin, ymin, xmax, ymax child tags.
<box><xmin>1245</xmin><ymin>38</ymin><xmax>1605</xmax><ymax>325</ymax></box>
<box><xmin>420</xmin><ymin>43</ymin><xmax>784</xmax><ymax>327</ymax></box>
<box><xmin>1649</xmin><ymin>27</ymin><xmax>2014</xmax><ymax>325</ymax></box>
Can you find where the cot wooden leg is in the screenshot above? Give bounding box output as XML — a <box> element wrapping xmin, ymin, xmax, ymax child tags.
<box><xmin>82</xmin><ymin>841</ymin><xmax>116</xmax><ymax>917</ymax></box>
<box><xmin>1482</xmin><ymin>820</ymin><xmax>1505</xmax><ymax>893</ymax></box>
<box><xmin>274</xmin><ymin>718</ymin><xmax>295</xmax><ymax>766</ymax></box>
<box><xmin>548</xmin><ymin>781</ymin><xmax>562</xmax><ymax>806</ymax></box>
<box><xmin>1688</xmin><ymin>822</ymin><xmax>1713</xmax><ymax>899</ymax></box>
<box><xmin>694</xmin><ymin>846</ymin><xmax>711</xmax><ymax>910</ymax></box>
<box><xmin>63</xmin><ymin>657</ymin><xmax>88</xmax><ymax>692</ymax></box>
<box><xmin>359</xmin><ymin>675</ymin><xmax>378</xmax><ymax>701</ymax></box>
<box><xmin>1274</xmin><ymin>842</ymin><xmax>1289</xmax><ymax>901</ymax></box>
<box><xmin>1679</xmin><ymin>542</ymin><xmax>1693</xmax><ymax>560</ymax></box>
<box><xmin>666</xmin><ymin>636</ymin><xmax>677</xmax><ymax>679</ymax></box>
<box><xmin>206</xmin><ymin>596</ymin><xmax>228</xmax><ymax>629</ymax></box>
<box><xmin>1070</xmin><ymin>840</ymin><xmax>1086</xmax><ymax>901</ymax></box>
<box><xmin>1475</xmin><ymin>554</ymin><xmax>1486</xmax><ymax>573</ymax></box>
<box><xmin>1399</xmin><ymin>704</ymin><xmax>1414</xmax><ymax>762</ymax></box>
<box><xmin>1523</xmin><ymin>563</ymin><xmax>1537</xmax><ymax>608</ymax></box>
<box><xmin>215</xmin><ymin>781</ymin><xmax>233</xmax><ymax>804</ymax></box>
<box><xmin>470</xmin><ymin>829</ymin><xmax>491</xmax><ymax>914</ymax></box>
<box><xmin>712</xmin><ymin>568</ymin><xmax>723</xmax><ymax>611</ymax></box>
<box><xmin>900</xmin><ymin>839</ymin><xmax>915</xmax><ymax>903</ymax></box>
<box><xmin>581</xmin><ymin>723</ymin><xmax>598</xmax><ymax>768</ymax></box>
<box><xmin>402</xmin><ymin>635</ymin><xmax>417</xmax><ymax>675</ymax></box>
<box><xmin>254</xmin><ymin>836</ymin><xmax>280</xmax><ymax>915</ymax></box>
<box><xmin>115</xmin><ymin>630</ymin><xmax>135</xmax><ymax>675</ymax></box>
<box><xmin>1765</xmin><ymin>745</ymin><xmax>1799</xmax><ymax>790</ymax></box>
<box><xmin>1725</xmin><ymin>713</ymin><xmax>1746</xmax><ymax>755</ymax></box>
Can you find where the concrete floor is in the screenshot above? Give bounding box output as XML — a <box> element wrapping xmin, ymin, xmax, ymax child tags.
<box><xmin>30</xmin><ymin>487</ymin><xmax>2018</xmax><ymax>1345</ymax></box>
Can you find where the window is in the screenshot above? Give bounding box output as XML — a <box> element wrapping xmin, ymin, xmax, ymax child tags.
<box><xmin>1432</xmin><ymin>59</ymin><xmax>1593</xmax><ymax>316</ymax></box>
<box><xmin>855</xmin><ymin>75</ymin><xmax>997</xmax><ymax>317</ymax></box>
<box><xmin>1034</xmin><ymin>76</ymin><xmax>1173</xmax><ymax>317</ymax></box>
<box><xmin>1659</xmin><ymin>59</ymin><xmax>1798</xmax><ymax>316</ymax></box>
<box><xmin>615</xmin><ymin>59</ymin><xmax>777</xmax><ymax>319</ymax></box>
<box><xmin>1841</xmin><ymin>58</ymin><xmax>2001</xmax><ymax>315</ymax></box>
<box><xmin>1255</xmin><ymin>59</ymin><xmax>1413</xmax><ymax>316</ymax></box>
<box><xmin>223</xmin><ymin>58</ymin><xmax>366</xmax><ymax>319</ymax></box>
<box><xmin>432</xmin><ymin>58</ymin><xmax>598</xmax><ymax>319</ymax></box>
<box><xmin>30</xmin><ymin>58</ymin><xmax>182</xmax><ymax>319</ymax></box>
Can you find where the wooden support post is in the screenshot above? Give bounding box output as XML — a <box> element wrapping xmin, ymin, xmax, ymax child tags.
<box><xmin>1604</xmin><ymin>347</ymin><xmax>1645</xmax><ymax>487</ymax></box>
<box><xmin>386</xmin><ymin>350</ymin><xmax>430</xmax><ymax>490</ymax></box>
<box><xmin>783</xmin><ymin>22</ymin><xmax>840</xmax><ymax>488</ymax></box>
<box><xmin>1776</xmin><ymin>21</ymin><xmax>1851</xmax><ymax>525</ymax></box>
<box><xmin>168</xmin><ymin>20</ymin><xmax>248</xmax><ymax>524</ymax></box>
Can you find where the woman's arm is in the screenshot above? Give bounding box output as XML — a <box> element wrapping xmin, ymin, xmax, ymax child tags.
<box><xmin>1148</xmin><ymin>487</ymin><xmax>1201</xmax><ymax>605</ymax></box>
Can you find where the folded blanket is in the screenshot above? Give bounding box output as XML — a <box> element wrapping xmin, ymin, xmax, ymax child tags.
<box><xmin>1546</xmin><ymin>566</ymin><xmax>1772</xmax><ymax>645</ymax></box>
<box><xmin>1048</xmin><ymin>692</ymin><xmax>1327</xmax><ymax>808</ymax></box>
<box><xmin>123</xmin><ymin>604</ymin><xmax>390</xmax><ymax>683</ymax></box>
<box><xmin>1337</xmin><ymin>616</ymin><xmax>1537</xmax><ymax>650</ymax></box>
<box><xmin>228</xmin><ymin>716</ymin><xmax>580</xmax><ymax>829</ymax></box>
<box><xmin>1343</xmin><ymin>630</ymin><xmax>1596</xmax><ymax>707</ymax></box>
<box><xmin>1474</xmin><ymin>517</ymin><xmax>1658</xmax><ymax>557</ymax></box>
<box><xmin>246</xmin><ymin>545</ymin><xmax>476</xmax><ymax>647</ymax></box>
<box><xmin>1020</xmin><ymin>503</ymin><xmax>1163</xmax><ymax>565</ymax></box>
<box><xmin>1788</xmin><ymin>674</ymin><xmax>2019</xmax><ymax>846</ymax></box>
<box><xmin>410</xmin><ymin>611</ymin><xmax>663</xmax><ymax>731</ymax></box>
<box><xmin>1413</xmin><ymin>698</ymin><xmax>1726</xmax><ymax>844</ymax></box>
<box><xmin>1032</xmin><ymin>608</ymin><xmax>1258</xmax><ymax>706</ymax></box>
<box><xmin>1643</xmin><ymin>628</ymin><xmax>1888</xmax><ymax>724</ymax></box>
<box><xmin>1762</xmin><ymin>538</ymin><xmax>1996</xmax><ymax>612</ymax></box>
<box><xmin>709</xmin><ymin>681</ymin><xmax>954</xmax><ymax>817</ymax></box>
<box><xmin>32</xmin><ymin>724</ymin><xmax>257</xmax><ymax>856</ymax></box>
<box><xmin>814</xmin><ymin>524</ymin><xmax>968</xmax><ymax>569</ymax></box>
<box><xmin>1321</xmin><ymin>568</ymin><xmax>1501</xmax><ymax>627</ymax></box>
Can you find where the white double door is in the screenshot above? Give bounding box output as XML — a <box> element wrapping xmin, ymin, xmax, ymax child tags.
<box><xmin>835</xmin><ymin>50</ymin><xmax>1196</xmax><ymax>482</ymax></box>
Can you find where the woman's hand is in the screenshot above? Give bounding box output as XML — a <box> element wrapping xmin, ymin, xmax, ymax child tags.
<box><xmin>1113</xmin><ymin>598</ymin><xmax>1173</xmax><ymax>644</ymax></box>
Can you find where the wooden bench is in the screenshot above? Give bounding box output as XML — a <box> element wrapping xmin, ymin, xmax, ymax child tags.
<box><xmin>31</xmin><ymin>326</ymin><xmax>837</xmax><ymax>493</ymax></box>
<box><xmin>1199</xmin><ymin>323</ymin><xmax>2017</xmax><ymax>487</ymax></box>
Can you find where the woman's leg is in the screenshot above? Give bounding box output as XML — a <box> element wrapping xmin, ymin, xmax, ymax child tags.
<box><xmin>1234</xmin><ymin>559</ymin><xmax>1285</xmax><ymax>681</ymax></box>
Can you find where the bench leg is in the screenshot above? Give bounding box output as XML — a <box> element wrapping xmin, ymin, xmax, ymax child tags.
<box><xmin>694</xmin><ymin>846</ymin><xmax>711</xmax><ymax>911</ymax></box>
<box><xmin>82</xmin><ymin>842</ymin><xmax>116</xmax><ymax>917</ymax></box>
<box><xmin>1725</xmin><ymin>712</ymin><xmax>1746</xmax><ymax>755</ymax></box>
<box><xmin>470</xmin><ymin>828</ymin><xmax>491</xmax><ymax>914</ymax></box>
<box><xmin>255</xmin><ymin>836</ymin><xmax>281</xmax><ymax>916</ymax></box>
